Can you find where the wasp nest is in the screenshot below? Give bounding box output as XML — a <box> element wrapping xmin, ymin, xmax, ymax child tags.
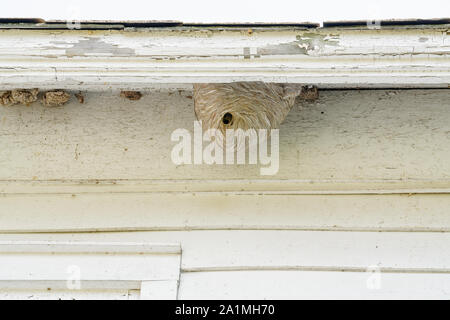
<box><xmin>75</xmin><ymin>92</ymin><xmax>85</xmax><ymax>104</ymax></box>
<box><xmin>194</xmin><ymin>82</ymin><xmax>303</xmax><ymax>135</ymax></box>
<box><xmin>0</xmin><ymin>89</ymin><xmax>39</xmax><ymax>106</ymax></box>
<box><xmin>120</xmin><ymin>91</ymin><xmax>142</xmax><ymax>101</ymax></box>
<box><xmin>299</xmin><ymin>85</ymin><xmax>319</xmax><ymax>101</ymax></box>
<box><xmin>41</xmin><ymin>90</ymin><xmax>71</xmax><ymax>107</ymax></box>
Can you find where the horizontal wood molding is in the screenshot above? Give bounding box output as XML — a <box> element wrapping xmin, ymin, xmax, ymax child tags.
<box><xmin>0</xmin><ymin>240</ymin><xmax>181</xmax><ymax>299</ymax></box>
<box><xmin>2</xmin><ymin>231</ymin><xmax>450</xmax><ymax>272</ymax></box>
<box><xmin>0</xmin><ymin>241</ymin><xmax>181</xmax><ymax>281</ymax></box>
<box><xmin>0</xmin><ymin>288</ymin><xmax>140</xmax><ymax>300</ymax></box>
<box><xmin>0</xmin><ymin>27</ymin><xmax>448</xmax><ymax>89</ymax></box>
<box><xmin>0</xmin><ymin>241</ymin><xmax>181</xmax><ymax>254</ymax></box>
<box><xmin>0</xmin><ymin>179</ymin><xmax>449</xmax><ymax>195</ymax></box>
<box><xmin>1</xmin><ymin>193</ymin><xmax>450</xmax><ymax>233</ymax></box>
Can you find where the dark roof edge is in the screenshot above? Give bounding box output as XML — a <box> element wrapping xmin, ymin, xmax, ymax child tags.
<box><xmin>323</xmin><ymin>18</ymin><xmax>450</xmax><ymax>27</ymax></box>
<box><xmin>0</xmin><ymin>18</ymin><xmax>46</xmax><ymax>24</ymax></box>
<box><xmin>0</xmin><ymin>19</ymin><xmax>318</xmax><ymax>29</ymax></box>
<box><xmin>182</xmin><ymin>22</ymin><xmax>319</xmax><ymax>28</ymax></box>
<box><xmin>46</xmin><ymin>20</ymin><xmax>183</xmax><ymax>27</ymax></box>
<box><xmin>0</xmin><ymin>18</ymin><xmax>448</xmax><ymax>30</ymax></box>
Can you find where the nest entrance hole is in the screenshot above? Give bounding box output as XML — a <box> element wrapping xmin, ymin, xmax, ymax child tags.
<box><xmin>222</xmin><ymin>112</ymin><xmax>233</xmax><ymax>125</ymax></box>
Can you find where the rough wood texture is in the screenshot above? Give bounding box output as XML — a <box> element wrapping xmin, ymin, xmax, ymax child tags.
<box><xmin>0</xmin><ymin>27</ymin><xmax>448</xmax><ymax>89</ymax></box>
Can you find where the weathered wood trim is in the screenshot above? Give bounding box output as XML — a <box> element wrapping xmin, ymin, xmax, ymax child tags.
<box><xmin>0</xmin><ymin>27</ymin><xmax>448</xmax><ymax>89</ymax></box>
<box><xmin>0</xmin><ymin>280</ymin><xmax>141</xmax><ymax>290</ymax></box>
<box><xmin>0</xmin><ymin>240</ymin><xmax>181</xmax><ymax>299</ymax></box>
<box><xmin>2</xmin><ymin>231</ymin><xmax>450</xmax><ymax>272</ymax></box>
<box><xmin>0</xmin><ymin>287</ymin><xmax>140</xmax><ymax>300</ymax></box>
<box><xmin>1</xmin><ymin>193</ymin><xmax>450</xmax><ymax>233</ymax></box>
<box><xmin>0</xmin><ymin>179</ymin><xmax>449</xmax><ymax>195</ymax></box>
<box><xmin>0</xmin><ymin>241</ymin><xmax>181</xmax><ymax>253</ymax></box>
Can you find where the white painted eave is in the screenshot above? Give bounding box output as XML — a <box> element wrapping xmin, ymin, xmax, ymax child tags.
<box><xmin>0</xmin><ymin>26</ymin><xmax>449</xmax><ymax>89</ymax></box>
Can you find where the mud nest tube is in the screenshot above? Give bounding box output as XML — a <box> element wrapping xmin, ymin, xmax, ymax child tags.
<box><xmin>120</xmin><ymin>91</ymin><xmax>142</xmax><ymax>101</ymax></box>
<box><xmin>0</xmin><ymin>89</ymin><xmax>39</xmax><ymax>106</ymax></box>
<box><xmin>41</xmin><ymin>90</ymin><xmax>71</xmax><ymax>107</ymax></box>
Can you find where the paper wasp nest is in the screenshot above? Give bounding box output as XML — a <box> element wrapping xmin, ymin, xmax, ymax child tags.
<box><xmin>194</xmin><ymin>82</ymin><xmax>304</xmax><ymax>148</ymax></box>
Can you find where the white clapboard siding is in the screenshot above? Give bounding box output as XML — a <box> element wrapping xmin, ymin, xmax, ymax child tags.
<box><xmin>0</xmin><ymin>89</ymin><xmax>448</xmax><ymax>192</ymax></box>
<box><xmin>140</xmin><ymin>280</ymin><xmax>179</xmax><ymax>300</ymax></box>
<box><xmin>0</xmin><ymin>241</ymin><xmax>181</xmax><ymax>300</ymax></box>
<box><xmin>1</xmin><ymin>193</ymin><xmax>450</xmax><ymax>233</ymax></box>
<box><xmin>0</xmin><ymin>27</ymin><xmax>449</xmax><ymax>88</ymax></box>
<box><xmin>0</xmin><ymin>241</ymin><xmax>180</xmax><ymax>281</ymax></box>
<box><xmin>2</xmin><ymin>231</ymin><xmax>450</xmax><ymax>299</ymax></box>
<box><xmin>1</xmin><ymin>231</ymin><xmax>450</xmax><ymax>272</ymax></box>
<box><xmin>179</xmin><ymin>271</ymin><xmax>450</xmax><ymax>300</ymax></box>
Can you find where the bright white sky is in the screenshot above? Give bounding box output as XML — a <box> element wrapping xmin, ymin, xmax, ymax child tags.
<box><xmin>2</xmin><ymin>0</ymin><xmax>449</xmax><ymax>24</ymax></box>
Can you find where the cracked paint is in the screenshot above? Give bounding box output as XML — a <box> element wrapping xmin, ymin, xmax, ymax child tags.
<box><xmin>257</xmin><ymin>32</ymin><xmax>340</xmax><ymax>56</ymax></box>
<box><xmin>49</xmin><ymin>38</ymin><xmax>136</xmax><ymax>57</ymax></box>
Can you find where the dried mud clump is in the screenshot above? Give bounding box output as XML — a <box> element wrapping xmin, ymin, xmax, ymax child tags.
<box><xmin>120</xmin><ymin>91</ymin><xmax>142</xmax><ymax>101</ymax></box>
<box><xmin>12</xmin><ymin>89</ymin><xmax>40</xmax><ymax>105</ymax></box>
<box><xmin>299</xmin><ymin>85</ymin><xmax>319</xmax><ymax>101</ymax></box>
<box><xmin>0</xmin><ymin>89</ymin><xmax>39</xmax><ymax>106</ymax></box>
<box><xmin>41</xmin><ymin>90</ymin><xmax>71</xmax><ymax>107</ymax></box>
<box><xmin>75</xmin><ymin>92</ymin><xmax>85</xmax><ymax>104</ymax></box>
<box><xmin>0</xmin><ymin>91</ymin><xmax>13</xmax><ymax>105</ymax></box>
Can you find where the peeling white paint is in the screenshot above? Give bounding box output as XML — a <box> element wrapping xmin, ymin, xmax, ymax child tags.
<box><xmin>0</xmin><ymin>27</ymin><xmax>448</xmax><ymax>89</ymax></box>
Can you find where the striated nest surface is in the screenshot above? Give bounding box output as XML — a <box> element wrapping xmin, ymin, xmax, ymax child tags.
<box><xmin>41</xmin><ymin>90</ymin><xmax>71</xmax><ymax>107</ymax></box>
<box><xmin>299</xmin><ymin>85</ymin><xmax>319</xmax><ymax>101</ymax></box>
<box><xmin>194</xmin><ymin>82</ymin><xmax>303</xmax><ymax>137</ymax></box>
<box><xmin>0</xmin><ymin>89</ymin><xmax>39</xmax><ymax>106</ymax></box>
